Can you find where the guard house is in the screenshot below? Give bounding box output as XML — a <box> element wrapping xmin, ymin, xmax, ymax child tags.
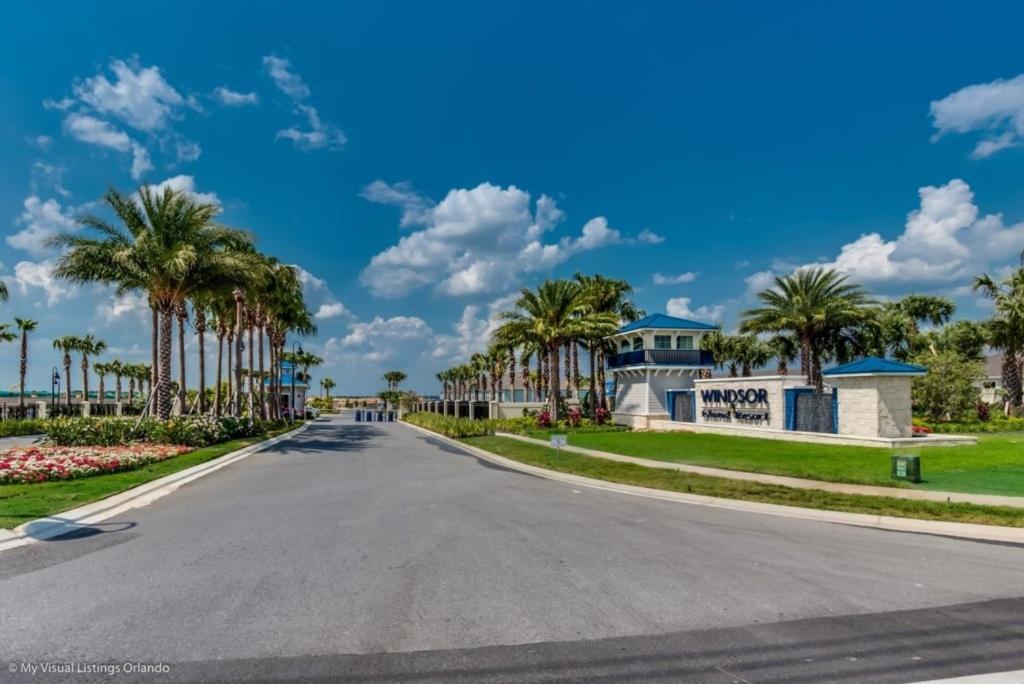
<box><xmin>606</xmin><ymin>313</ymin><xmax>717</xmax><ymax>428</ymax></box>
<box><xmin>265</xmin><ymin>361</ymin><xmax>308</xmax><ymax>416</ymax></box>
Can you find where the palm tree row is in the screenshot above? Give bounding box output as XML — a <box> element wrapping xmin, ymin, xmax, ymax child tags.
<box><xmin>434</xmin><ymin>275</ymin><xmax>642</xmax><ymax>421</ymax></box>
<box><xmin>50</xmin><ymin>184</ymin><xmax>316</xmax><ymax>420</ymax></box>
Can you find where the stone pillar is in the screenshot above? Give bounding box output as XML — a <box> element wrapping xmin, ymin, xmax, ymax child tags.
<box><xmin>114</xmin><ymin>402</ymin><xmax>123</xmax><ymax>416</ymax></box>
<box><xmin>828</xmin><ymin>375</ymin><xmax>915</xmax><ymax>439</ymax></box>
<box><xmin>36</xmin><ymin>401</ymin><xmax>48</xmax><ymax>419</ymax></box>
<box><xmin>81</xmin><ymin>401</ymin><xmax>91</xmax><ymax>417</ymax></box>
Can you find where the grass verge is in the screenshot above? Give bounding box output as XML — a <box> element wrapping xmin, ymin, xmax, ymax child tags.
<box><xmin>534</xmin><ymin>431</ymin><xmax>1024</xmax><ymax>497</ymax></box>
<box><xmin>464</xmin><ymin>435</ymin><xmax>1024</xmax><ymax>528</ymax></box>
<box><xmin>0</xmin><ymin>423</ymin><xmax>301</xmax><ymax>530</ymax></box>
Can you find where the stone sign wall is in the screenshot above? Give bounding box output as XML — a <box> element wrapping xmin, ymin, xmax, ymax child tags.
<box><xmin>693</xmin><ymin>376</ymin><xmax>809</xmax><ymax>431</ymax></box>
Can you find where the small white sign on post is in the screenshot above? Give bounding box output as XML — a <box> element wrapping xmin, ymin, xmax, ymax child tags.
<box><xmin>550</xmin><ymin>433</ymin><xmax>567</xmax><ymax>457</ymax></box>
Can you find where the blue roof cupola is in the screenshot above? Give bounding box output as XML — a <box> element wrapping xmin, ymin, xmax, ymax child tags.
<box><xmin>617</xmin><ymin>313</ymin><xmax>718</xmax><ymax>334</ymax></box>
<box><xmin>822</xmin><ymin>357</ymin><xmax>927</xmax><ymax>377</ymax></box>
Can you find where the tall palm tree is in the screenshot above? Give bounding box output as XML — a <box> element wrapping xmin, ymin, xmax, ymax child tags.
<box><xmin>383</xmin><ymin>370</ymin><xmax>407</xmax><ymax>391</ymax></box>
<box><xmin>93</xmin><ymin>362</ymin><xmax>110</xmax><ymax>405</ymax></box>
<box><xmin>740</xmin><ymin>267</ymin><xmax>873</xmax><ymax>390</ymax></box>
<box><xmin>14</xmin><ymin>318</ymin><xmax>38</xmax><ymax>408</ymax></box>
<box><xmin>497</xmin><ymin>280</ymin><xmax>618</xmax><ymax>420</ymax></box>
<box><xmin>50</xmin><ymin>185</ymin><xmax>259</xmax><ymax>419</ymax></box>
<box><xmin>52</xmin><ymin>335</ymin><xmax>80</xmax><ymax>409</ymax></box>
<box><xmin>974</xmin><ymin>257</ymin><xmax>1024</xmax><ymax>410</ymax></box>
<box><xmin>733</xmin><ymin>335</ymin><xmax>771</xmax><ymax>377</ymax></box>
<box><xmin>109</xmin><ymin>359</ymin><xmax>124</xmax><ymax>403</ymax></box>
<box><xmin>574</xmin><ymin>273</ymin><xmax>644</xmax><ymax>414</ymax></box>
<box><xmin>321</xmin><ymin>377</ymin><xmax>336</xmax><ymax>400</ymax></box>
<box><xmin>75</xmin><ymin>334</ymin><xmax>106</xmax><ymax>403</ymax></box>
<box><xmin>768</xmin><ymin>335</ymin><xmax>799</xmax><ymax>375</ymax></box>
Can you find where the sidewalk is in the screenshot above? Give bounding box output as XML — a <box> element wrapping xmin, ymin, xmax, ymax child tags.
<box><xmin>497</xmin><ymin>433</ymin><xmax>1024</xmax><ymax>509</ymax></box>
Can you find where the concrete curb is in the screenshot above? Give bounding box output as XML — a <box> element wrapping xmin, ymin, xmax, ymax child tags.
<box><xmin>496</xmin><ymin>432</ymin><xmax>1024</xmax><ymax>509</ymax></box>
<box><xmin>0</xmin><ymin>421</ymin><xmax>310</xmax><ymax>554</ymax></box>
<box><xmin>402</xmin><ymin>422</ymin><xmax>1024</xmax><ymax>545</ymax></box>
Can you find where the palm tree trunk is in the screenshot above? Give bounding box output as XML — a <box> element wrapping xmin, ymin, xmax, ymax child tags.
<box><xmin>63</xmin><ymin>354</ymin><xmax>72</xmax><ymax>410</ymax></box>
<box><xmin>549</xmin><ymin>344</ymin><xmax>561</xmax><ymax>420</ymax></box>
<box><xmin>799</xmin><ymin>333</ymin><xmax>812</xmax><ymax>381</ymax></box>
<box><xmin>597</xmin><ymin>347</ymin><xmax>607</xmax><ymax>411</ymax></box>
<box><xmin>98</xmin><ymin>375</ymin><xmax>105</xmax><ymax>406</ymax></box>
<box><xmin>151</xmin><ymin>305</ymin><xmax>159</xmax><ymax>397</ymax></box>
<box><xmin>257</xmin><ymin>320</ymin><xmax>266</xmax><ymax>419</ymax></box>
<box><xmin>177</xmin><ymin>305</ymin><xmax>188</xmax><ymax>413</ymax></box>
<box><xmin>268</xmin><ymin>339</ymin><xmax>276</xmax><ymax>419</ymax></box>
<box><xmin>195</xmin><ymin>309</ymin><xmax>207</xmax><ymax>414</ymax></box>
<box><xmin>115</xmin><ymin>373</ymin><xmax>122</xmax><ymax>404</ymax></box>
<box><xmin>157</xmin><ymin>306</ymin><xmax>173</xmax><ymax>419</ymax></box>
<box><xmin>233</xmin><ymin>291</ymin><xmax>244</xmax><ymax>416</ymax></box>
<box><xmin>214</xmin><ymin>332</ymin><xmax>224</xmax><ymax>417</ymax></box>
<box><xmin>81</xmin><ymin>356</ymin><xmax>90</xmax><ymax>403</ymax></box>
<box><xmin>247</xmin><ymin>317</ymin><xmax>255</xmax><ymax>414</ymax></box>
<box><xmin>564</xmin><ymin>342</ymin><xmax>572</xmax><ymax>400</ymax></box>
<box><xmin>507</xmin><ymin>348</ymin><xmax>516</xmax><ymax>402</ymax></box>
<box><xmin>1002</xmin><ymin>350</ymin><xmax>1022</xmax><ymax>411</ymax></box>
<box><xmin>588</xmin><ymin>341</ymin><xmax>597</xmax><ymax>417</ymax></box>
<box><xmin>18</xmin><ymin>332</ymin><xmax>27</xmax><ymax>408</ymax></box>
<box><xmin>226</xmin><ymin>331</ymin><xmax>234</xmax><ymax>413</ymax></box>
<box><xmin>572</xmin><ymin>342</ymin><xmax>580</xmax><ymax>397</ymax></box>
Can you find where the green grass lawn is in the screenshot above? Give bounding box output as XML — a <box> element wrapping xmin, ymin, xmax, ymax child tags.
<box><xmin>526</xmin><ymin>431</ymin><xmax>1024</xmax><ymax>497</ymax></box>
<box><xmin>0</xmin><ymin>424</ymin><xmax>300</xmax><ymax>530</ymax></box>
<box><xmin>464</xmin><ymin>436</ymin><xmax>1024</xmax><ymax>527</ymax></box>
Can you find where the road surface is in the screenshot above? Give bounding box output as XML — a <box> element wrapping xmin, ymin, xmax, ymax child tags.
<box><xmin>1</xmin><ymin>415</ymin><xmax>1022</xmax><ymax>682</ymax></box>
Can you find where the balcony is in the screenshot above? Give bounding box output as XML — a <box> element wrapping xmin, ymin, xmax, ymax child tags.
<box><xmin>607</xmin><ymin>348</ymin><xmax>714</xmax><ymax>368</ymax></box>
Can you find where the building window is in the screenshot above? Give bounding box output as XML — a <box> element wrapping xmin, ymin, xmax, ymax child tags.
<box><xmin>654</xmin><ymin>335</ymin><xmax>672</xmax><ymax>349</ymax></box>
<box><xmin>620</xmin><ymin>340</ymin><xmax>630</xmax><ymax>352</ymax></box>
<box><xmin>676</xmin><ymin>335</ymin><xmax>694</xmax><ymax>350</ymax></box>
<box><xmin>632</xmin><ymin>337</ymin><xmax>644</xmax><ymax>351</ymax></box>
<box><xmin>983</xmin><ymin>381</ymin><xmax>997</xmax><ymax>389</ymax></box>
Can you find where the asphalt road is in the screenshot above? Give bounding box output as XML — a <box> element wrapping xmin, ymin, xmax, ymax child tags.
<box><xmin>1</xmin><ymin>415</ymin><xmax>1023</xmax><ymax>683</ymax></box>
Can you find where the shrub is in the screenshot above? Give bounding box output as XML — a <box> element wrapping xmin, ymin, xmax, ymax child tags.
<box><xmin>44</xmin><ymin>416</ymin><xmax>281</xmax><ymax>447</ymax></box>
<box><xmin>0</xmin><ymin>419</ymin><xmax>48</xmax><ymax>438</ymax></box>
<box><xmin>535</xmin><ymin>410</ymin><xmax>552</xmax><ymax>428</ymax></box>
<box><xmin>593</xmin><ymin>406</ymin><xmax>610</xmax><ymax>426</ymax></box>
<box><xmin>977</xmin><ymin>402</ymin><xmax>990</xmax><ymax>422</ymax></box>
<box><xmin>401</xmin><ymin>412</ymin><xmax>494</xmax><ymax>438</ymax></box>
<box><xmin>566</xmin><ymin>407</ymin><xmax>582</xmax><ymax>428</ymax></box>
<box><xmin>911</xmin><ymin>351</ymin><xmax>985</xmax><ymax>422</ymax></box>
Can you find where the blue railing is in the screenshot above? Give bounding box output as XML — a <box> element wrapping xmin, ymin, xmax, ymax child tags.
<box><xmin>607</xmin><ymin>349</ymin><xmax>713</xmax><ymax>368</ymax></box>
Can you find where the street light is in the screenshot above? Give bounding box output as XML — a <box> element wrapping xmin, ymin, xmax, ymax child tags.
<box><xmin>51</xmin><ymin>367</ymin><xmax>61</xmax><ymax>415</ymax></box>
<box><xmin>290</xmin><ymin>341</ymin><xmax>303</xmax><ymax>421</ymax></box>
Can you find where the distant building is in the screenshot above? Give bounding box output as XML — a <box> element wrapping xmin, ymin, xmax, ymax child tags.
<box><xmin>265</xmin><ymin>361</ymin><xmax>308</xmax><ymax>415</ymax></box>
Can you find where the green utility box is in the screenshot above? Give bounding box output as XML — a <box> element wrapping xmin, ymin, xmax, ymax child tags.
<box><xmin>891</xmin><ymin>454</ymin><xmax>921</xmax><ymax>483</ymax></box>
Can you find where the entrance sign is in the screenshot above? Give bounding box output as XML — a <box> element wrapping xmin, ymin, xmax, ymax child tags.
<box><xmin>550</xmin><ymin>434</ymin><xmax>567</xmax><ymax>448</ymax></box>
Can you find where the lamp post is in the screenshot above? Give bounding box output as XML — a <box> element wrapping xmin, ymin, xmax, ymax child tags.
<box><xmin>290</xmin><ymin>342</ymin><xmax>302</xmax><ymax>421</ymax></box>
<box><xmin>51</xmin><ymin>367</ymin><xmax>61</xmax><ymax>416</ymax></box>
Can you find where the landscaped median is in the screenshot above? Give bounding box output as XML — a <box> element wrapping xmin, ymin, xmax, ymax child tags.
<box><xmin>401</xmin><ymin>412</ymin><xmax>1024</xmax><ymax>529</ymax></box>
<box><xmin>0</xmin><ymin>417</ymin><xmax>303</xmax><ymax>531</ymax></box>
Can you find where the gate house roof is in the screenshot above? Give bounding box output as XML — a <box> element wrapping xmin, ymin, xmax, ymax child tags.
<box><xmin>616</xmin><ymin>313</ymin><xmax>717</xmax><ymax>334</ymax></box>
<box><xmin>823</xmin><ymin>357</ymin><xmax>926</xmax><ymax>376</ymax></box>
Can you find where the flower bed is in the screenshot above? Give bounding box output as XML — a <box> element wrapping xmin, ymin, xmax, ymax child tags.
<box><xmin>0</xmin><ymin>444</ymin><xmax>191</xmax><ymax>484</ymax></box>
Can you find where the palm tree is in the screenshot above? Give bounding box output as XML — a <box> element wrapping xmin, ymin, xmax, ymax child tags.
<box><xmin>321</xmin><ymin>377</ymin><xmax>336</xmax><ymax>400</ymax></box>
<box><xmin>699</xmin><ymin>330</ymin><xmax>735</xmax><ymax>376</ymax></box>
<box><xmin>740</xmin><ymin>267</ymin><xmax>873</xmax><ymax>390</ymax></box>
<box><xmin>497</xmin><ymin>280</ymin><xmax>619</xmax><ymax>420</ymax></box>
<box><xmin>52</xmin><ymin>335</ymin><xmax>80</xmax><ymax>409</ymax></box>
<box><xmin>94</xmin><ymin>362</ymin><xmax>110</xmax><ymax>405</ymax></box>
<box><xmin>14</xmin><ymin>318</ymin><xmax>38</xmax><ymax>408</ymax></box>
<box><xmin>76</xmin><ymin>334</ymin><xmax>106</xmax><ymax>403</ymax></box>
<box><xmin>383</xmin><ymin>370</ymin><xmax>407</xmax><ymax>391</ymax></box>
<box><xmin>50</xmin><ymin>185</ymin><xmax>259</xmax><ymax>419</ymax></box>
<box><xmin>733</xmin><ymin>335</ymin><xmax>771</xmax><ymax>377</ymax></box>
<box><xmin>574</xmin><ymin>273</ymin><xmax>644</xmax><ymax>414</ymax></box>
<box><xmin>974</xmin><ymin>258</ymin><xmax>1024</xmax><ymax>411</ymax></box>
<box><xmin>768</xmin><ymin>335</ymin><xmax>799</xmax><ymax>375</ymax></box>
<box><xmin>109</xmin><ymin>359</ymin><xmax>124</xmax><ymax>403</ymax></box>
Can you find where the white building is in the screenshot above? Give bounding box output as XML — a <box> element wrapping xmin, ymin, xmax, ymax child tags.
<box><xmin>605</xmin><ymin>313</ymin><xmax>718</xmax><ymax>428</ymax></box>
<box><xmin>264</xmin><ymin>361</ymin><xmax>309</xmax><ymax>417</ymax></box>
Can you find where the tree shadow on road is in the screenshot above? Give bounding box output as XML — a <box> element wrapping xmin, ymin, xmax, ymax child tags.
<box><xmin>260</xmin><ymin>424</ymin><xmax>386</xmax><ymax>455</ymax></box>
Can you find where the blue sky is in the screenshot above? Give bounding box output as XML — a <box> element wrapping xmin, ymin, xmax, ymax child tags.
<box><xmin>2</xmin><ymin>1</ymin><xmax>1024</xmax><ymax>394</ymax></box>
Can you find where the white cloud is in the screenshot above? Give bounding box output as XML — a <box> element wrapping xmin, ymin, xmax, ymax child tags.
<box><xmin>262</xmin><ymin>55</ymin><xmax>310</xmax><ymax>100</ymax></box>
<box><xmin>96</xmin><ymin>291</ymin><xmax>149</xmax><ymax>321</ymax></box>
<box><xmin>10</xmin><ymin>259</ymin><xmax>75</xmax><ymax>306</ymax></box>
<box><xmin>63</xmin><ymin>113</ymin><xmax>152</xmax><ymax>179</ymax></box>
<box><xmin>653</xmin><ymin>272</ymin><xmax>697</xmax><ymax>285</ymax></box>
<box><xmin>744</xmin><ymin>269</ymin><xmax>777</xmax><ymax>294</ymax></box>
<box><xmin>666</xmin><ymin>296</ymin><xmax>724</xmax><ymax>323</ymax></box>
<box><xmin>140</xmin><ymin>175</ymin><xmax>220</xmax><ymax>208</ymax></box>
<box><xmin>752</xmin><ymin>178</ymin><xmax>1024</xmax><ymax>293</ymax></box>
<box><xmin>430</xmin><ymin>294</ymin><xmax>517</xmax><ymax>362</ymax></box>
<box><xmin>7</xmin><ymin>196</ymin><xmax>78</xmax><ymax>256</ymax></box>
<box><xmin>275</xmin><ymin>104</ymin><xmax>346</xmax><ymax>151</ymax></box>
<box><xmin>30</xmin><ymin>135</ymin><xmax>53</xmax><ymax>150</ymax></box>
<box><xmin>360</xmin><ymin>181</ymin><xmax>626</xmax><ymax>298</ymax></box>
<box><xmin>314</xmin><ymin>302</ymin><xmax>348</xmax><ymax>320</ymax></box>
<box><xmin>73</xmin><ymin>58</ymin><xmax>186</xmax><ymax>131</ymax></box>
<box><xmin>212</xmin><ymin>86</ymin><xmax>259</xmax><ymax>106</ymax></box>
<box><xmin>325</xmin><ymin>315</ymin><xmax>433</xmax><ymax>363</ymax></box>
<box><xmin>30</xmin><ymin>161</ymin><xmax>69</xmax><ymax>198</ymax></box>
<box><xmin>637</xmin><ymin>229</ymin><xmax>666</xmax><ymax>244</ymax></box>
<box><xmin>930</xmin><ymin>74</ymin><xmax>1024</xmax><ymax>158</ymax></box>
<box><xmin>175</xmin><ymin>140</ymin><xmax>202</xmax><ymax>163</ymax></box>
